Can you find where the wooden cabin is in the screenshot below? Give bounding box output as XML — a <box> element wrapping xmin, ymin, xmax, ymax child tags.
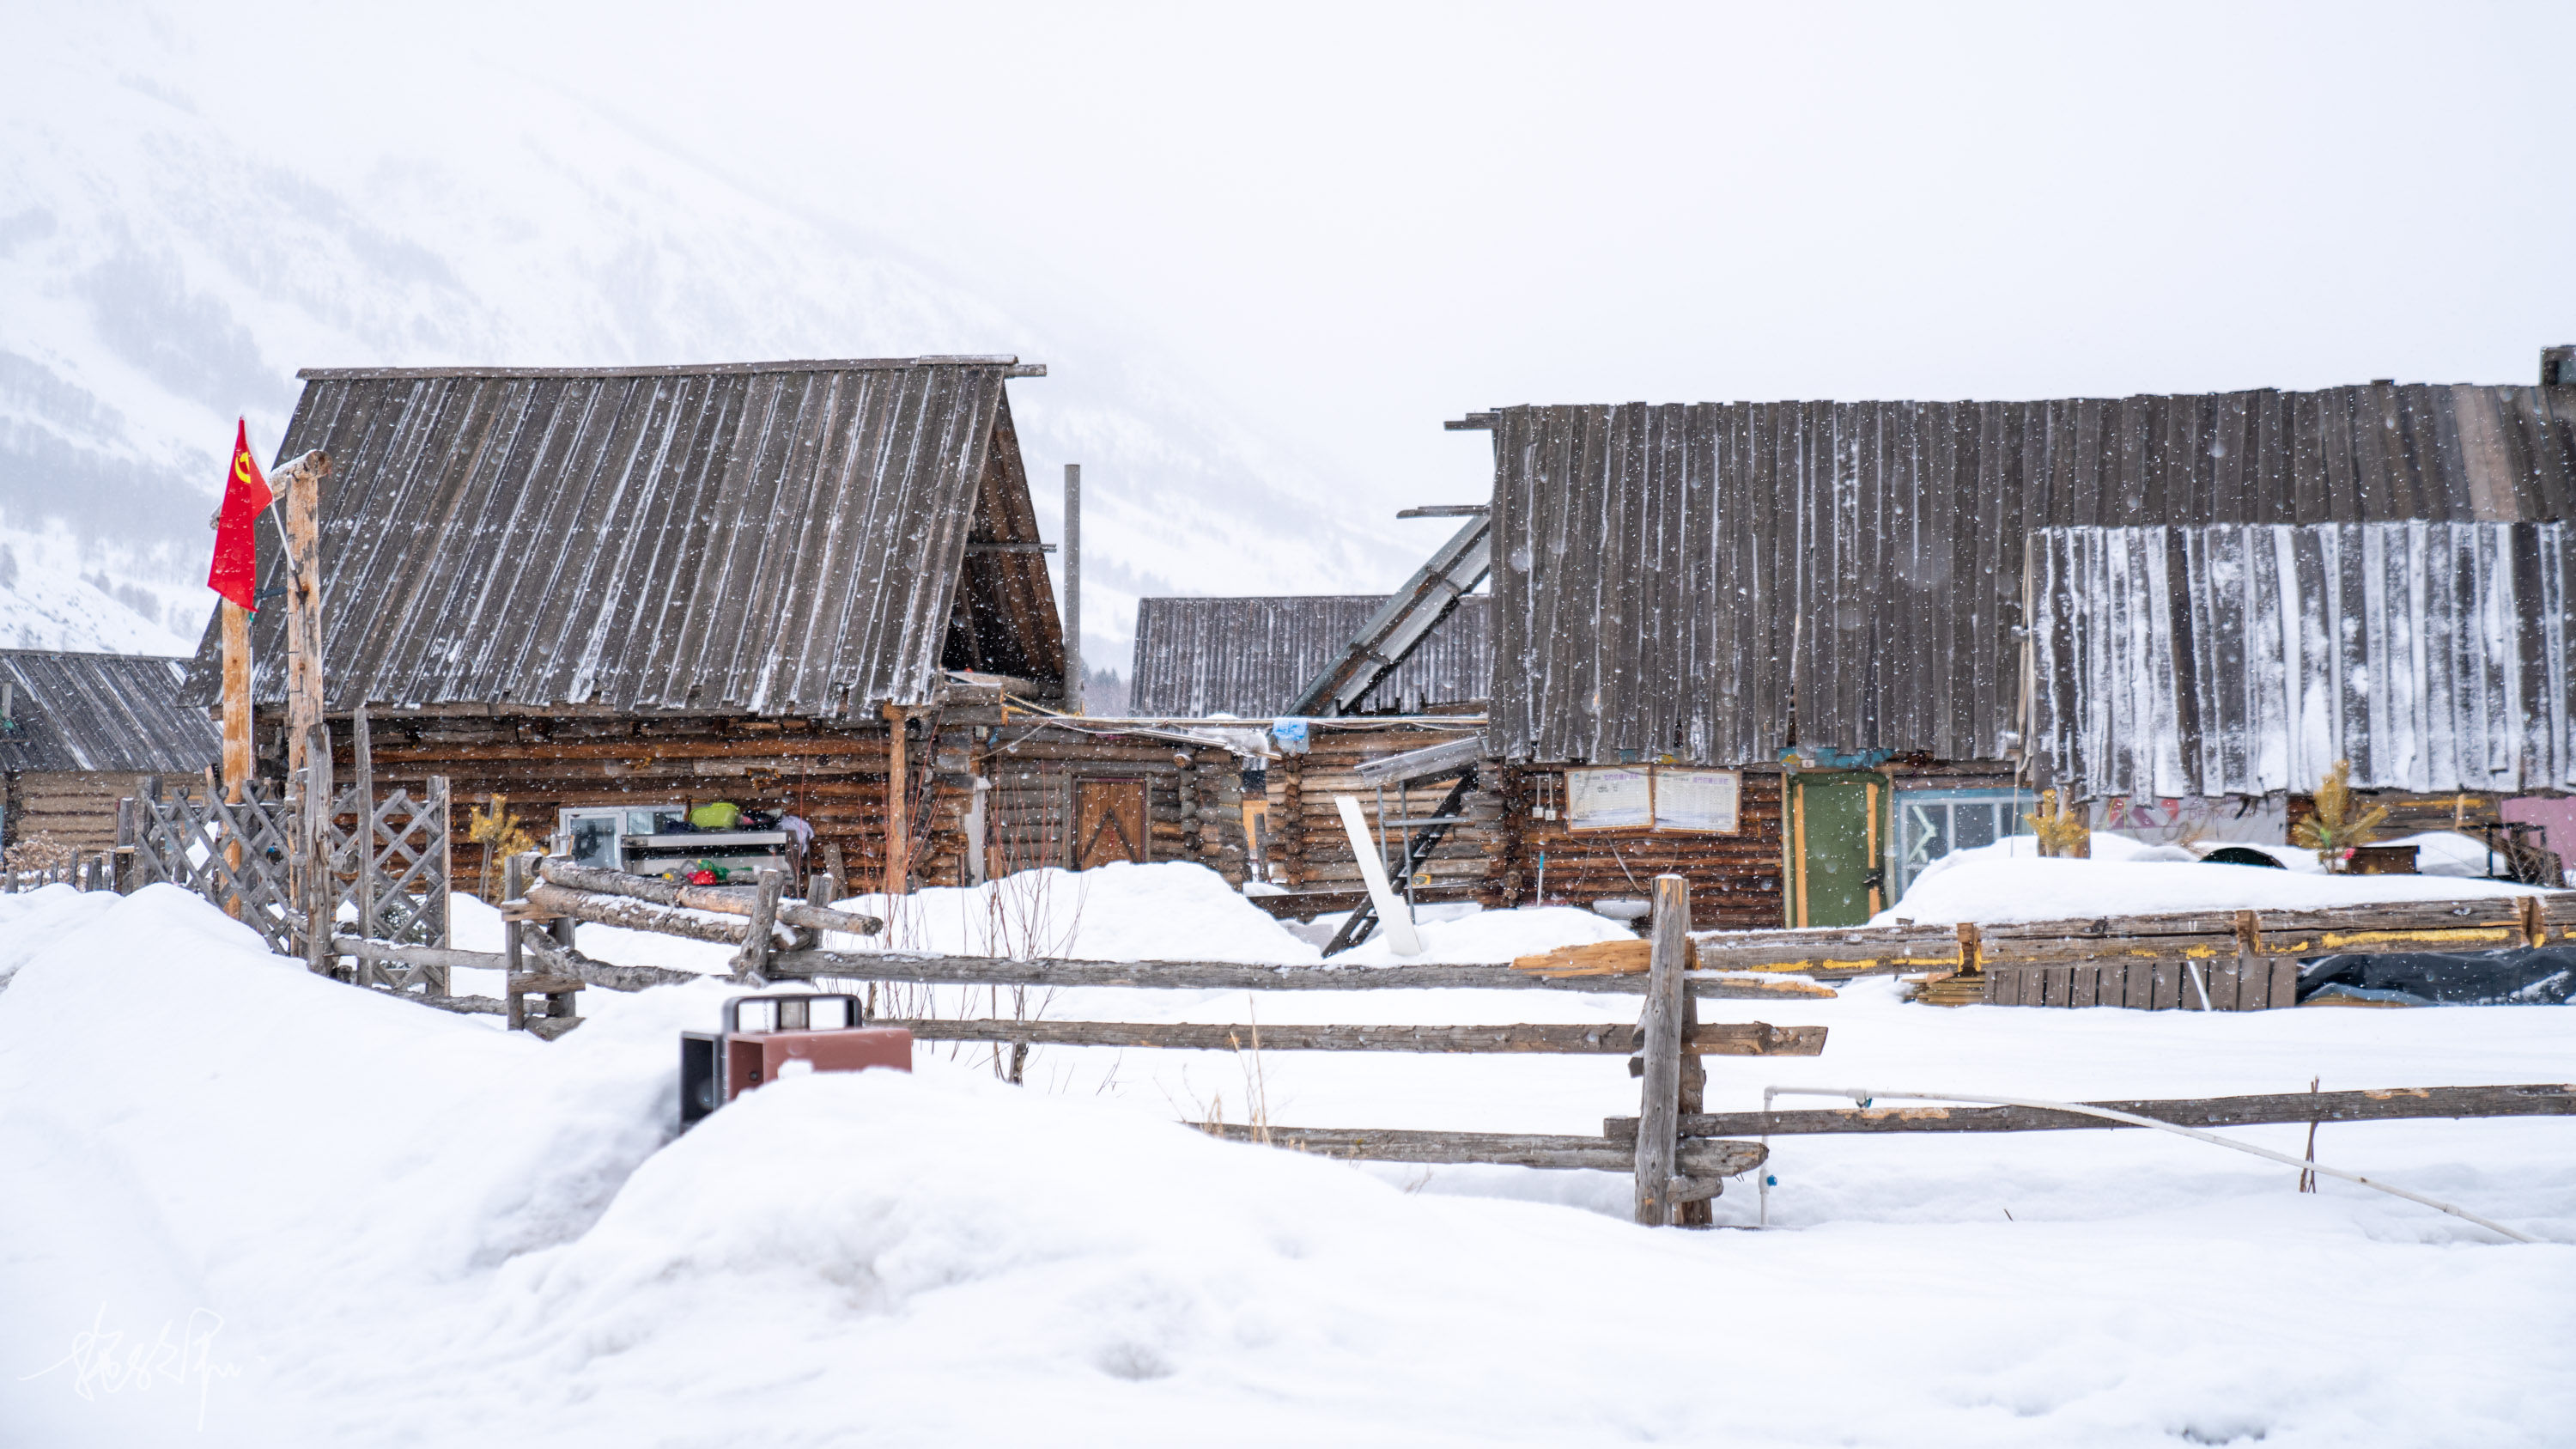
<box><xmin>1</xmin><ymin>649</ymin><xmax>219</xmax><ymax>855</ymax></box>
<box><xmin>1130</xmin><ymin>594</ymin><xmax>1489</xmax><ymax>717</ymax></box>
<box><xmin>177</xmin><ymin>357</ymin><xmax>1246</xmax><ymax>897</ymax></box>
<box><xmin>1455</xmin><ymin>364</ymin><xmax>2576</xmax><ymax>925</ymax></box>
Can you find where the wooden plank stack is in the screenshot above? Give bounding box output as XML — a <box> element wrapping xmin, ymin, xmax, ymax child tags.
<box><xmin>1668</xmin><ymin>895</ymin><xmax>2576</xmax><ymax>1010</ymax></box>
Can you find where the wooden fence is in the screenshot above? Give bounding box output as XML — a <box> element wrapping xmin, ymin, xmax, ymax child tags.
<box><xmin>479</xmin><ymin>856</ymin><xmax>1812</xmax><ymax>1224</ymax></box>
<box><xmin>84</xmin><ymin>767</ymin><xmax>455</xmax><ymax>985</ymax></box>
<box><xmin>1506</xmin><ymin>895</ymin><xmax>2576</xmax><ymax>1011</ymax></box>
<box><xmin>120</xmin><ymin>780</ymin><xmax>302</xmax><ymax>953</ymax></box>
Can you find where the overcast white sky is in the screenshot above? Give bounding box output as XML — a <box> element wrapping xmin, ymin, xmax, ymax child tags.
<box><xmin>16</xmin><ymin>0</ymin><xmax>2574</xmax><ymax>601</ymax></box>
<box><xmin>506</xmin><ymin>0</ymin><xmax>2576</xmax><ymax>506</ymax></box>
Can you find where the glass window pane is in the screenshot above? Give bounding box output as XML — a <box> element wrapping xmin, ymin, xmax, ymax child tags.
<box><xmin>1955</xmin><ymin>805</ymin><xmax>1999</xmax><ymax>851</ymax></box>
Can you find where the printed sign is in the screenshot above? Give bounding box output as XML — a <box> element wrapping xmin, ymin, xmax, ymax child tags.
<box><xmin>1654</xmin><ymin>769</ymin><xmax>1741</xmax><ymax>833</ymax></box>
<box><xmin>1565</xmin><ymin>767</ymin><xmax>1652</xmax><ymax>831</ymax></box>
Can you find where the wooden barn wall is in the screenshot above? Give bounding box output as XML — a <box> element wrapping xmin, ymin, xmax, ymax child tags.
<box><xmin>1</xmin><ymin>770</ymin><xmax>160</xmax><ymax>854</ymax></box>
<box><xmin>978</xmin><ymin>726</ymin><xmax>1249</xmax><ymax>882</ymax></box>
<box><xmin>2033</xmin><ymin>522</ymin><xmax>2576</xmax><ymax>797</ymax></box>
<box><xmin>1485</xmin><ymin>384</ymin><xmax>2576</xmax><ymax>769</ymax></box>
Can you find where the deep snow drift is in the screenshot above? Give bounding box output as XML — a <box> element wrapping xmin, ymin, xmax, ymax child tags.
<box><xmin>3</xmin><ymin>873</ymin><xmax>2572</xmax><ymax>1447</ymax></box>
<box><xmin>1879</xmin><ymin>831</ymin><xmax>2549</xmax><ymax>926</ymax></box>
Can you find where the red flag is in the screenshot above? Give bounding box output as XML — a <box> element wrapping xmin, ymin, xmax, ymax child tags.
<box><xmin>208</xmin><ymin>418</ymin><xmax>271</xmax><ymax>611</ymax></box>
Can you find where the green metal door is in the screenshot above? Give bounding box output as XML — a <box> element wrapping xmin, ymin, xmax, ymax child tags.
<box><xmin>1792</xmin><ymin>773</ymin><xmax>1883</xmax><ymax>928</ymax></box>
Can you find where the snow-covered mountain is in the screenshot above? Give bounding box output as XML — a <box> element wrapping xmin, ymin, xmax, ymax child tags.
<box><xmin>0</xmin><ymin>6</ymin><xmax>1420</xmax><ymax>664</ymax></box>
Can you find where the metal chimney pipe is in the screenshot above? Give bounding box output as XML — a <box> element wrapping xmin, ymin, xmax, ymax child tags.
<box><xmin>1064</xmin><ymin>462</ymin><xmax>1082</xmax><ymax>714</ymax></box>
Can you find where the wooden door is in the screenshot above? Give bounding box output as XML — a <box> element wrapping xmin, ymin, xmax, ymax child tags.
<box><xmin>1072</xmin><ymin>778</ymin><xmax>1148</xmax><ymax>870</ymax></box>
<box><xmin>1790</xmin><ymin>773</ymin><xmax>1884</xmax><ymax>927</ymax></box>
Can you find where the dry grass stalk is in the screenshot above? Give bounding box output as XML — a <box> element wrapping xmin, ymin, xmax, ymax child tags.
<box><xmin>1224</xmin><ymin>1002</ymin><xmax>1273</xmax><ymax>1147</ymax></box>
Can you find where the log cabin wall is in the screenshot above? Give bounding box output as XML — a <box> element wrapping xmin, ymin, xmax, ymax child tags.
<box><xmin>1492</xmin><ymin>765</ymin><xmax>1788</xmax><ymax>930</ymax></box>
<box><xmin>1</xmin><ymin>770</ymin><xmax>166</xmax><ymax>854</ymax></box>
<box><xmin>311</xmin><ymin>709</ymin><xmax>972</xmax><ymax>895</ymax></box>
<box><xmin>1266</xmin><ymin>728</ymin><xmax>1506</xmax><ymax>898</ymax></box>
<box><xmin>324</xmin><ymin>709</ymin><xmax>1249</xmax><ymax>897</ymax></box>
<box><xmin>978</xmin><ymin>723</ymin><xmax>1249</xmax><ymax>883</ymax></box>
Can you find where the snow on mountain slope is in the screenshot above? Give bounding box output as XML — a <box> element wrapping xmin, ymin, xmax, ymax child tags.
<box><xmin>0</xmin><ymin>6</ymin><xmax>1421</xmax><ymax>667</ymax></box>
<box><xmin>0</xmin><ymin>521</ymin><xmax>194</xmax><ymax>653</ymax></box>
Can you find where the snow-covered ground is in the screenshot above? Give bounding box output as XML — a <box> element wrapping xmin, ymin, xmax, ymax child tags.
<box><xmin>1879</xmin><ymin>831</ymin><xmax>2552</xmax><ymax>926</ymax></box>
<box><xmin>3</xmin><ymin>868</ymin><xmax>2571</xmax><ymax>1447</ymax></box>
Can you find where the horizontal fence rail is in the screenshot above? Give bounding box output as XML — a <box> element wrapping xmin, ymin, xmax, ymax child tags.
<box><xmin>886</xmin><ymin>1019</ymin><xmax>1827</xmax><ymax>1056</ymax></box>
<box><xmin>1603</xmin><ymin>1082</ymin><xmax>2576</xmax><ymax>1141</ymax></box>
<box><xmin>770</xmin><ymin>949</ymin><xmax>1838</xmax><ymax>999</ymax></box>
<box><xmin>1199</xmin><ymin>1126</ymin><xmax>1765</xmax><ymax>1179</ymax></box>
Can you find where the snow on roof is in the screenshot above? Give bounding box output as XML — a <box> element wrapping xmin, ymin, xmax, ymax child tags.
<box><xmin>0</xmin><ymin>648</ymin><xmax>216</xmax><ymax>774</ymax></box>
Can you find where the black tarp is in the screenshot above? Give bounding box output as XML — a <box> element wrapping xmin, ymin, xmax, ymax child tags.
<box><xmin>2299</xmin><ymin>948</ymin><xmax>2576</xmax><ymax>1007</ymax></box>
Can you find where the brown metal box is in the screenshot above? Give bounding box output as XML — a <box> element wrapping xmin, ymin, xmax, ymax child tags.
<box><xmin>724</xmin><ymin>1027</ymin><xmax>914</xmax><ymax>1099</ymax></box>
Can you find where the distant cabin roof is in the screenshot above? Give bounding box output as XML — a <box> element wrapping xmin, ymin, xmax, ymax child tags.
<box><xmin>1130</xmin><ymin>595</ymin><xmax>1489</xmax><ymax>717</ymax></box>
<box><xmin>181</xmin><ymin>357</ymin><xmax>1060</xmax><ymax>717</ymax></box>
<box><xmin>1467</xmin><ymin>381</ymin><xmax>2576</xmax><ymax>766</ymax></box>
<box><xmin>1</xmin><ymin>649</ymin><xmax>219</xmax><ymax>774</ymax></box>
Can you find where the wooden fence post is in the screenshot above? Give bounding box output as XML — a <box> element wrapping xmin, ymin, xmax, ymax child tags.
<box><xmin>1675</xmin><ymin>979</ymin><xmax>1712</xmax><ymax>1227</ymax></box>
<box><xmin>503</xmin><ymin>850</ymin><xmax>527</xmax><ymax>1031</ymax></box>
<box><xmin>733</xmin><ymin>868</ymin><xmax>784</xmax><ymax>984</ymax></box>
<box><xmin>354</xmin><ymin>703</ymin><xmax>376</xmax><ymax>968</ymax></box>
<box><xmin>1634</xmin><ymin>873</ymin><xmax>1690</xmax><ymax>1226</ymax></box>
<box><xmin>428</xmin><ymin>774</ymin><xmax>452</xmax><ymax>949</ymax></box>
<box><xmin>301</xmin><ymin>721</ymin><xmax>337</xmax><ymax>977</ymax></box>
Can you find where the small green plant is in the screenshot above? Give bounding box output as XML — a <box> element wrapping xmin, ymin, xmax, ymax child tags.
<box><xmin>2022</xmin><ymin>789</ymin><xmax>2091</xmax><ymax>858</ymax></box>
<box><xmin>466</xmin><ymin>793</ymin><xmax>537</xmax><ymax>900</ymax></box>
<box><xmin>2290</xmin><ymin>760</ymin><xmax>2387</xmax><ymax>870</ymax></box>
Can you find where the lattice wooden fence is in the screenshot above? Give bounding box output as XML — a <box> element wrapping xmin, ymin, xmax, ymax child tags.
<box><xmin>122</xmin><ymin>779</ymin><xmax>301</xmax><ymax>955</ymax></box>
<box><xmin>119</xmin><ymin>771</ymin><xmax>452</xmax><ymax>990</ymax></box>
<box><xmin>334</xmin><ymin>776</ymin><xmax>452</xmax><ymax>992</ymax></box>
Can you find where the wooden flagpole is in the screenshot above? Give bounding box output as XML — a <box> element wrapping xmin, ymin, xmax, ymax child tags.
<box><xmin>883</xmin><ymin>703</ymin><xmax>914</xmax><ymax>898</ymax></box>
<box><xmin>219</xmin><ymin>600</ymin><xmax>252</xmax><ymax>919</ymax></box>
<box><xmin>268</xmin><ymin>451</ymin><xmax>332</xmax><ymax>969</ymax></box>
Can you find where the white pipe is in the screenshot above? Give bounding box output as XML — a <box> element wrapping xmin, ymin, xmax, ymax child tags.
<box><xmin>1755</xmin><ymin>1085</ymin><xmax>2538</xmax><ymax>1245</ymax></box>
